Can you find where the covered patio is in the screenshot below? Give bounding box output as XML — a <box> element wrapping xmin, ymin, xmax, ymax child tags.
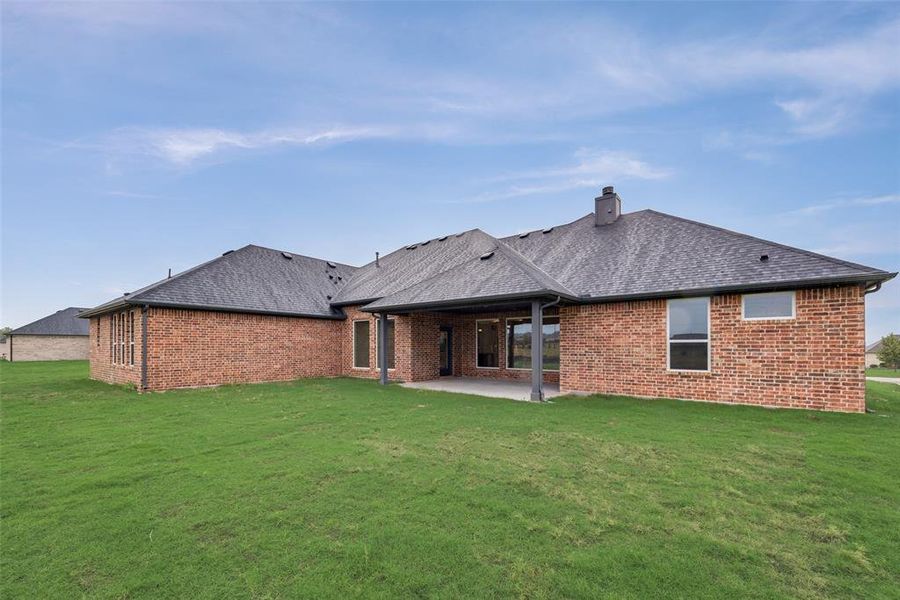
<box><xmin>400</xmin><ymin>377</ymin><xmax>563</xmax><ymax>402</ymax></box>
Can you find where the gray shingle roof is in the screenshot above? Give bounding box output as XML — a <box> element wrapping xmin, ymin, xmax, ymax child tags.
<box><xmin>364</xmin><ymin>243</ymin><xmax>577</xmax><ymax>312</ymax></box>
<box><xmin>499</xmin><ymin>210</ymin><xmax>893</xmax><ymax>301</ymax></box>
<box><xmin>80</xmin><ymin>245</ymin><xmax>356</xmax><ymax>319</ymax></box>
<box><xmin>82</xmin><ymin>201</ymin><xmax>895</xmax><ymax>320</ymax></box>
<box><xmin>11</xmin><ymin>307</ymin><xmax>90</xmax><ymax>336</ymax></box>
<box><xmin>331</xmin><ymin>229</ymin><xmax>499</xmax><ymax>305</ymax></box>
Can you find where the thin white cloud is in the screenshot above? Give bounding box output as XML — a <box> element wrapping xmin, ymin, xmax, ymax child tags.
<box><xmin>784</xmin><ymin>194</ymin><xmax>900</xmax><ymax>217</ymax></box>
<box><xmin>92</xmin><ymin>125</ymin><xmax>394</xmax><ymax>166</ymax></box>
<box><xmin>461</xmin><ymin>149</ymin><xmax>671</xmax><ymax>203</ymax></box>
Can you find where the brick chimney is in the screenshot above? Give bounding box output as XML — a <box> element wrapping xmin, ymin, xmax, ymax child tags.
<box><xmin>594</xmin><ymin>186</ymin><xmax>621</xmax><ymax>226</ymax></box>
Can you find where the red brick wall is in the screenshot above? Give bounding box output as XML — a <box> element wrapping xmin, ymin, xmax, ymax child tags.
<box><xmin>340</xmin><ymin>306</ymin><xmax>559</xmax><ymax>384</ymax></box>
<box><xmin>560</xmin><ymin>285</ymin><xmax>866</xmax><ymax>412</ymax></box>
<box><xmin>90</xmin><ymin>307</ymin><xmax>344</xmax><ymax>390</ymax></box>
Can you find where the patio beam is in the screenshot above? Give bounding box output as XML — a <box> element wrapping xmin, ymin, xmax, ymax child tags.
<box><xmin>530</xmin><ymin>300</ymin><xmax>543</xmax><ymax>401</ymax></box>
<box><xmin>378</xmin><ymin>312</ymin><xmax>389</xmax><ymax>385</ymax></box>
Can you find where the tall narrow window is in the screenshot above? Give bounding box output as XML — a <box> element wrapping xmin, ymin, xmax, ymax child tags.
<box><xmin>96</xmin><ymin>319</ymin><xmax>100</xmax><ymax>346</ymax></box>
<box><xmin>129</xmin><ymin>311</ymin><xmax>135</xmax><ymax>366</ymax></box>
<box><xmin>668</xmin><ymin>297</ymin><xmax>710</xmax><ymax>371</ymax></box>
<box><xmin>375</xmin><ymin>318</ymin><xmax>396</xmax><ymax>369</ymax></box>
<box><xmin>109</xmin><ymin>314</ymin><xmax>114</xmax><ymax>363</ymax></box>
<box><xmin>505</xmin><ymin>316</ymin><xmax>561</xmax><ymax>371</ymax></box>
<box><xmin>476</xmin><ymin>320</ymin><xmax>499</xmax><ymax>368</ymax></box>
<box><xmin>353</xmin><ymin>320</ymin><xmax>371</xmax><ymax>368</ymax></box>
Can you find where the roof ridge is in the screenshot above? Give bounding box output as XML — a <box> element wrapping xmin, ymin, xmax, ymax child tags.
<box><xmin>245</xmin><ymin>244</ymin><xmax>358</xmax><ymax>269</ymax></box>
<box><xmin>642</xmin><ymin>209</ymin><xmax>890</xmax><ymax>275</ymax></box>
<box><xmin>494</xmin><ymin>241</ymin><xmax>577</xmax><ymax>297</ymax></box>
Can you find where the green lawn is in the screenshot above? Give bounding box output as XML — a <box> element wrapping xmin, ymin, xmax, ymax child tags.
<box><xmin>2</xmin><ymin>361</ymin><xmax>898</xmax><ymax>599</ymax></box>
<box><xmin>867</xmin><ymin>367</ymin><xmax>900</xmax><ymax>378</ymax></box>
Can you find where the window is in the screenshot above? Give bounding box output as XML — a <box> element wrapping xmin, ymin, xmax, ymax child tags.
<box><xmin>109</xmin><ymin>314</ymin><xmax>114</xmax><ymax>363</ymax></box>
<box><xmin>743</xmin><ymin>291</ymin><xmax>795</xmax><ymax>320</ymax></box>
<box><xmin>96</xmin><ymin>319</ymin><xmax>100</xmax><ymax>346</ymax></box>
<box><xmin>375</xmin><ymin>318</ymin><xmax>396</xmax><ymax>369</ymax></box>
<box><xmin>668</xmin><ymin>297</ymin><xmax>710</xmax><ymax>371</ymax></box>
<box><xmin>353</xmin><ymin>320</ymin><xmax>371</xmax><ymax>368</ymax></box>
<box><xmin>505</xmin><ymin>316</ymin><xmax>561</xmax><ymax>371</ymax></box>
<box><xmin>476</xmin><ymin>320</ymin><xmax>499</xmax><ymax>368</ymax></box>
<box><xmin>129</xmin><ymin>311</ymin><xmax>135</xmax><ymax>366</ymax></box>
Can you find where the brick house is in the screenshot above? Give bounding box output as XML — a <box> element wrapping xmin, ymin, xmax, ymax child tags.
<box><xmin>8</xmin><ymin>307</ymin><xmax>90</xmax><ymax>361</ymax></box>
<box><xmin>79</xmin><ymin>188</ymin><xmax>895</xmax><ymax>412</ymax></box>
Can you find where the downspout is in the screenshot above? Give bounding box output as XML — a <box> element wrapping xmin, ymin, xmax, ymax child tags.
<box><xmin>140</xmin><ymin>305</ymin><xmax>149</xmax><ymax>391</ymax></box>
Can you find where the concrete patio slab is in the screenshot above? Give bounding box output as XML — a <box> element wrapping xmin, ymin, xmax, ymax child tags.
<box><xmin>867</xmin><ymin>377</ymin><xmax>900</xmax><ymax>385</ymax></box>
<box><xmin>400</xmin><ymin>377</ymin><xmax>562</xmax><ymax>402</ymax></box>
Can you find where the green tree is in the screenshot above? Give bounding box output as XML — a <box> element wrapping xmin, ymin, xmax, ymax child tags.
<box><xmin>876</xmin><ymin>334</ymin><xmax>900</xmax><ymax>369</ymax></box>
<box><xmin>0</xmin><ymin>327</ymin><xmax>11</xmax><ymax>337</ymax></box>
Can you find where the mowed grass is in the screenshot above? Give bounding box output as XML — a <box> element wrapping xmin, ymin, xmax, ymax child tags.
<box><xmin>867</xmin><ymin>367</ymin><xmax>900</xmax><ymax>378</ymax></box>
<box><xmin>2</xmin><ymin>362</ymin><xmax>899</xmax><ymax>599</ymax></box>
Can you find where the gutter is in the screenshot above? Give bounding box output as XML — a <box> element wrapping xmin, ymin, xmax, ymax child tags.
<box><xmin>78</xmin><ymin>300</ymin><xmax>347</xmax><ymax>321</ymax></box>
<box><xmin>359</xmin><ymin>289</ymin><xmax>580</xmax><ymax>314</ymax></box>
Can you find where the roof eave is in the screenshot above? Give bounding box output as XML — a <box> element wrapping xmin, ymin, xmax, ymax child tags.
<box><xmin>359</xmin><ymin>289</ymin><xmax>579</xmax><ymax>314</ymax></box>
<box><xmin>576</xmin><ymin>272</ymin><xmax>897</xmax><ymax>305</ymax></box>
<box><xmin>78</xmin><ymin>299</ymin><xmax>347</xmax><ymax>320</ymax></box>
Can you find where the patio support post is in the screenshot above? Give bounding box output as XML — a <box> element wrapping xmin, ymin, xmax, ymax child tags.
<box><xmin>530</xmin><ymin>299</ymin><xmax>544</xmax><ymax>401</ymax></box>
<box><xmin>378</xmin><ymin>312</ymin><xmax>389</xmax><ymax>385</ymax></box>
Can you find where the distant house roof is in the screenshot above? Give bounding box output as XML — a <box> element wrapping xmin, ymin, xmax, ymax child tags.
<box><xmin>81</xmin><ymin>200</ymin><xmax>896</xmax><ymax>319</ymax></box>
<box><xmin>867</xmin><ymin>335</ymin><xmax>898</xmax><ymax>353</ymax></box>
<box><xmin>79</xmin><ymin>245</ymin><xmax>356</xmax><ymax>319</ymax></box>
<box><xmin>11</xmin><ymin>307</ymin><xmax>90</xmax><ymax>336</ymax></box>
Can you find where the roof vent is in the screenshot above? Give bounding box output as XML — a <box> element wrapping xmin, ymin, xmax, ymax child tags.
<box><xmin>421</xmin><ymin>239</ymin><xmax>430</xmax><ymax>246</ymax></box>
<box><xmin>542</xmin><ymin>227</ymin><xmax>554</xmax><ymax>234</ymax></box>
<box><xmin>222</xmin><ymin>250</ymin><xmax>234</xmax><ymax>256</ymax></box>
<box><xmin>519</xmin><ymin>232</ymin><xmax>530</xmax><ymax>239</ymax></box>
<box><xmin>326</xmin><ymin>295</ymin><xmax>332</xmax><ymax>300</ymax></box>
<box><xmin>480</xmin><ymin>251</ymin><xmax>494</xmax><ymax>260</ymax></box>
<box><xmin>281</xmin><ymin>252</ymin><xmax>293</xmax><ymax>260</ymax></box>
<box><xmin>455</xmin><ymin>232</ymin><xmax>465</xmax><ymax>237</ymax></box>
<box><xmin>328</xmin><ymin>274</ymin><xmax>333</xmax><ymax>280</ymax></box>
<box><xmin>759</xmin><ymin>254</ymin><xmax>769</xmax><ymax>262</ymax></box>
<box><xmin>594</xmin><ymin>186</ymin><xmax>622</xmax><ymax>226</ymax></box>
<box><xmin>406</xmin><ymin>244</ymin><xmax>417</xmax><ymax>250</ymax></box>
<box><xmin>438</xmin><ymin>235</ymin><xmax>448</xmax><ymax>241</ymax></box>
<box><xmin>326</xmin><ymin>261</ymin><xmax>337</xmax><ymax>268</ymax></box>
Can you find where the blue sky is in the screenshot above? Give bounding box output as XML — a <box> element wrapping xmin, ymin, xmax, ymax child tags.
<box><xmin>2</xmin><ymin>2</ymin><xmax>898</xmax><ymax>342</ymax></box>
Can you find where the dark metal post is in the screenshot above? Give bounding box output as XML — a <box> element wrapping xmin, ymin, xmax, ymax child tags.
<box><xmin>378</xmin><ymin>313</ymin><xmax>388</xmax><ymax>385</ymax></box>
<box><xmin>531</xmin><ymin>300</ymin><xmax>543</xmax><ymax>401</ymax></box>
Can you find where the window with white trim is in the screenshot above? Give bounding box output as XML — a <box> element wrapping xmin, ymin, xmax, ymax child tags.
<box><xmin>505</xmin><ymin>316</ymin><xmax>560</xmax><ymax>371</ymax></box>
<box><xmin>668</xmin><ymin>297</ymin><xmax>710</xmax><ymax>371</ymax></box>
<box><xmin>375</xmin><ymin>318</ymin><xmax>396</xmax><ymax>369</ymax></box>
<box><xmin>476</xmin><ymin>320</ymin><xmax>499</xmax><ymax>368</ymax></box>
<box><xmin>742</xmin><ymin>291</ymin><xmax>795</xmax><ymax>320</ymax></box>
<box><xmin>129</xmin><ymin>310</ymin><xmax>135</xmax><ymax>366</ymax></box>
<box><xmin>109</xmin><ymin>310</ymin><xmax>134</xmax><ymax>366</ymax></box>
<box><xmin>353</xmin><ymin>320</ymin><xmax>370</xmax><ymax>368</ymax></box>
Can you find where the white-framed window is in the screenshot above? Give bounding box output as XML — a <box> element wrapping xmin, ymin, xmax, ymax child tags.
<box><xmin>742</xmin><ymin>291</ymin><xmax>795</xmax><ymax>320</ymax></box>
<box><xmin>505</xmin><ymin>316</ymin><xmax>561</xmax><ymax>371</ymax></box>
<box><xmin>668</xmin><ymin>297</ymin><xmax>710</xmax><ymax>372</ymax></box>
<box><xmin>375</xmin><ymin>318</ymin><xmax>396</xmax><ymax>370</ymax></box>
<box><xmin>475</xmin><ymin>319</ymin><xmax>499</xmax><ymax>368</ymax></box>
<box><xmin>352</xmin><ymin>320</ymin><xmax>371</xmax><ymax>369</ymax></box>
<box><xmin>109</xmin><ymin>310</ymin><xmax>134</xmax><ymax>366</ymax></box>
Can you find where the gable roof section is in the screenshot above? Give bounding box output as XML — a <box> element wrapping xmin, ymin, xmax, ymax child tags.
<box><xmin>12</xmin><ymin>307</ymin><xmax>90</xmax><ymax>336</ymax></box>
<box><xmin>332</xmin><ymin>229</ymin><xmax>499</xmax><ymax>306</ymax></box>
<box><xmin>501</xmin><ymin>210</ymin><xmax>893</xmax><ymax>301</ymax></box>
<box><xmin>80</xmin><ymin>245</ymin><xmax>357</xmax><ymax>319</ymax></box>
<box><xmin>363</xmin><ymin>243</ymin><xmax>577</xmax><ymax>312</ymax></box>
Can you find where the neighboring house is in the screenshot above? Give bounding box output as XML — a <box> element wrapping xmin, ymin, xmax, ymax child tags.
<box><xmin>79</xmin><ymin>187</ymin><xmax>896</xmax><ymax>412</ymax></box>
<box><xmin>865</xmin><ymin>335</ymin><xmax>897</xmax><ymax>368</ymax></box>
<box><xmin>0</xmin><ymin>336</ymin><xmax>8</xmax><ymax>360</ymax></box>
<box><xmin>8</xmin><ymin>307</ymin><xmax>90</xmax><ymax>361</ymax></box>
